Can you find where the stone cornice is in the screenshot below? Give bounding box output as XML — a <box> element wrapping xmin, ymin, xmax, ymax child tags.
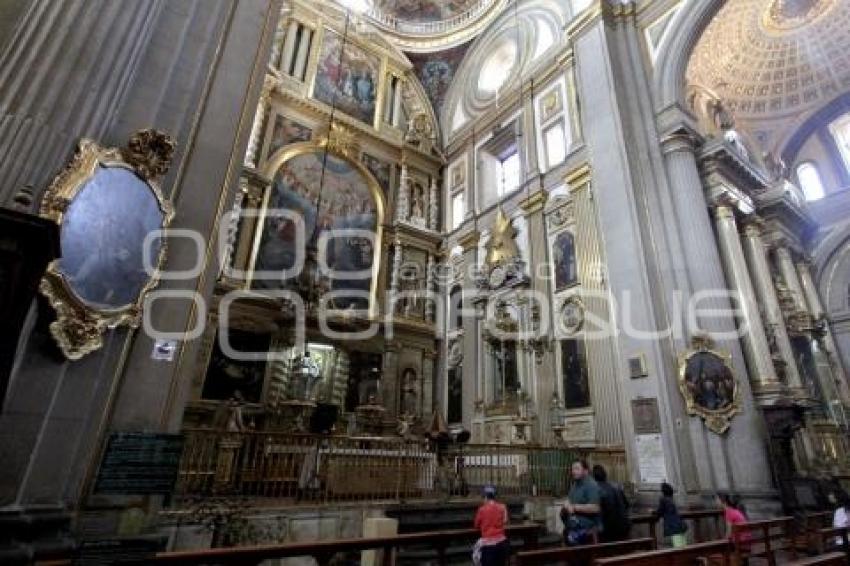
<box><xmin>564</xmin><ymin>162</ymin><xmax>592</xmax><ymax>189</ymax></box>
<box><xmin>519</xmin><ymin>189</ymin><xmax>548</xmax><ymax>216</ymax></box>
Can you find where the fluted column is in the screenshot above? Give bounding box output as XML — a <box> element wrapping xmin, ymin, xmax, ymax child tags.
<box><xmin>0</xmin><ymin>0</ymin><xmax>165</xmax><ymax>207</ymax></box>
<box><xmin>741</xmin><ymin>220</ymin><xmax>804</xmax><ymax>392</ymax></box>
<box><xmin>797</xmin><ymin>261</ymin><xmax>850</xmax><ymax>404</ymax></box>
<box><xmin>279</xmin><ymin>20</ymin><xmax>298</xmax><ymax>71</ymax></box>
<box><xmin>776</xmin><ymin>246</ymin><xmax>808</xmax><ymax>313</ymax></box>
<box><xmin>714</xmin><ymin>205</ymin><xmax>781</xmax><ymax>392</ymax></box>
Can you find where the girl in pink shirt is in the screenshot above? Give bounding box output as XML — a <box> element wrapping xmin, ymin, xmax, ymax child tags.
<box><xmin>718</xmin><ymin>493</ymin><xmax>751</xmax><ymax>559</ymax></box>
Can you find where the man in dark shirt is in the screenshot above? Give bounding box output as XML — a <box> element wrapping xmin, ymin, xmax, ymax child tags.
<box><xmin>561</xmin><ymin>459</ymin><xmax>601</xmax><ymax>545</ymax></box>
<box><xmin>592</xmin><ymin>464</ymin><xmax>631</xmax><ymax>542</ymax></box>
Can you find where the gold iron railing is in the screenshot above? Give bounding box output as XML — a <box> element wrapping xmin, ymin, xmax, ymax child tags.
<box><xmin>175</xmin><ymin>428</ymin><xmax>627</xmax><ymax>505</ymax></box>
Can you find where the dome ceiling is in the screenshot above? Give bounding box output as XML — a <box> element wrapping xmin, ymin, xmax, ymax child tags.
<box><xmin>371</xmin><ymin>0</ymin><xmax>485</xmax><ymax>23</ymax></box>
<box><xmin>356</xmin><ymin>0</ymin><xmax>505</xmax><ymax>52</ymax></box>
<box><xmin>687</xmin><ymin>0</ymin><xmax>850</xmax><ymax>121</ymax></box>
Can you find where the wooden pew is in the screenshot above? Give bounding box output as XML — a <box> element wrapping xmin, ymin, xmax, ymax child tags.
<box><xmin>786</xmin><ymin>552</ymin><xmax>847</xmax><ymax>565</ymax></box>
<box><xmin>814</xmin><ymin>526</ymin><xmax>850</xmax><ymax>562</ymax></box>
<box><xmin>153</xmin><ymin>523</ymin><xmax>542</xmax><ymax>565</ymax></box>
<box><xmin>515</xmin><ymin>537</ymin><xmax>655</xmax><ymax>566</ymax></box>
<box><xmin>592</xmin><ymin>539</ymin><xmax>733</xmax><ymax>566</ymax></box>
<box><xmin>630</xmin><ymin>509</ymin><xmax>723</xmax><ymax>544</ymax></box>
<box><xmin>731</xmin><ymin>516</ymin><xmax>796</xmax><ymax>566</ymax></box>
<box><xmin>795</xmin><ymin>512</ymin><xmax>834</xmax><ymax>553</ymax></box>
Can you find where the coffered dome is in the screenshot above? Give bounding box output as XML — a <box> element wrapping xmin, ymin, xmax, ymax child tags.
<box><xmin>687</xmin><ymin>0</ymin><xmax>850</xmax><ymax>121</ymax></box>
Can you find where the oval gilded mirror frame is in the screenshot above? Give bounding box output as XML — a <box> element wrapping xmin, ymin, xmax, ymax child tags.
<box><xmin>38</xmin><ymin>129</ymin><xmax>176</xmax><ymax>360</ymax></box>
<box><xmin>677</xmin><ymin>335</ymin><xmax>742</xmax><ymax>435</ymax></box>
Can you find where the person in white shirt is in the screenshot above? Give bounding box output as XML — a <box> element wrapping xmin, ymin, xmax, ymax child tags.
<box><xmin>832</xmin><ymin>491</ymin><xmax>850</xmax><ymax>545</ymax></box>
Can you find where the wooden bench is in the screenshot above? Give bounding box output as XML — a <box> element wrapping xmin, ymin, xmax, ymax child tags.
<box><xmin>814</xmin><ymin>526</ymin><xmax>850</xmax><ymax>562</ymax></box>
<box><xmin>786</xmin><ymin>552</ymin><xmax>847</xmax><ymax>565</ymax></box>
<box><xmin>732</xmin><ymin>516</ymin><xmax>797</xmax><ymax>566</ymax></box>
<box><xmin>630</xmin><ymin>509</ymin><xmax>723</xmax><ymax>543</ymax></box>
<box><xmin>515</xmin><ymin>537</ymin><xmax>655</xmax><ymax>566</ymax></box>
<box><xmin>153</xmin><ymin>522</ymin><xmax>542</xmax><ymax>565</ymax></box>
<box><xmin>593</xmin><ymin>539</ymin><xmax>734</xmax><ymax>566</ymax></box>
<box><xmin>795</xmin><ymin>512</ymin><xmax>834</xmax><ymax>553</ymax></box>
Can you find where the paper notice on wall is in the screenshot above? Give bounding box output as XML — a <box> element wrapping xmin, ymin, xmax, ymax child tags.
<box><xmin>635</xmin><ymin>433</ymin><xmax>667</xmax><ymax>485</ymax></box>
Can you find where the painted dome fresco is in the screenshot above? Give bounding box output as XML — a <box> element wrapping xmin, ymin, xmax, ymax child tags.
<box><xmin>371</xmin><ymin>0</ymin><xmax>486</xmax><ymax>23</ymax></box>
<box><xmin>345</xmin><ymin>0</ymin><xmax>504</xmax><ymax>51</ymax></box>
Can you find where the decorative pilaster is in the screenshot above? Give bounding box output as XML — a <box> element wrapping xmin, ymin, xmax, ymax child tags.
<box><xmin>243</xmin><ymin>75</ymin><xmax>275</xmax><ymax>168</ymax></box>
<box><xmin>389</xmin><ymin>238</ymin><xmax>402</xmax><ymax>311</ymax></box>
<box><xmin>460</xmin><ymin>230</ymin><xmax>481</xmax><ymax>429</ymax></box>
<box><xmin>425</xmin><ymin>254</ymin><xmax>435</xmax><ymax>322</ymax></box>
<box><xmin>741</xmin><ymin>219</ymin><xmax>804</xmax><ymax>393</ymax></box>
<box><xmin>776</xmin><ymin>246</ymin><xmax>809</xmax><ymax>314</ymax></box>
<box><xmin>219</xmin><ymin>182</ymin><xmax>246</xmax><ymax>279</ymax></box>
<box><xmin>568</xmin><ymin>166</ymin><xmax>624</xmax><ymax>446</ymax></box>
<box><xmin>713</xmin><ymin>205</ymin><xmax>781</xmax><ymax>393</ymax></box>
<box><xmin>428</xmin><ymin>176</ymin><xmax>439</xmax><ymax>231</ymax></box>
<box><xmin>396</xmin><ymin>161</ymin><xmax>409</xmax><ymax>223</ymax></box>
<box><xmin>797</xmin><ymin>261</ymin><xmax>850</xmax><ymax>405</ymax></box>
<box><xmin>422</xmin><ymin>349</ymin><xmax>437</xmax><ymax>419</ymax></box>
<box><xmin>279</xmin><ymin>20</ymin><xmax>299</xmax><ymax>71</ymax></box>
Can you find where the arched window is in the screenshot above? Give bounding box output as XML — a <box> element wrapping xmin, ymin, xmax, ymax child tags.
<box><xmin>797</xmin><ymin>162</ymin><xmax>825</xmax><ymax>201</ymax></box>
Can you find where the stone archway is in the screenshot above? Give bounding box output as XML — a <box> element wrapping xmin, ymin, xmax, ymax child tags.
<box><xmin>652</xmin><ymin>0</ymin><xmax>725</xmax><ymax>114</ymax></box>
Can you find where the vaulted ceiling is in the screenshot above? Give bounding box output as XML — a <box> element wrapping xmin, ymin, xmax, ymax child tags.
<box><xmin>687</xmin><ymin>0</ymin><xmax>850</xmax><ymax>151</ymax></box>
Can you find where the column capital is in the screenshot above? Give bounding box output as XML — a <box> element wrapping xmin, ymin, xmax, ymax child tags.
<box><xmin>741</xmin><ymin>215</ymin><xmax>766</xmax><ymax>238</ymax></box>
<box><xmin>713</xmin><ymin>203</ymin><xmax>736</xmax><ymax>220</ymax></box>
<box><xmin>660</xmin><ymin>129</ymin><xmax>700</xmax><ymax>155</ymax></box>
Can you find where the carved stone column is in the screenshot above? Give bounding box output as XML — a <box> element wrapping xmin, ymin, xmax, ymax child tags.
<box><xmin>231</xmin><ymin>171</ymin><xmax>270</xmax><ymax>283</ymax></box>
<box><xmin>396</xmin><ymin>161</ymin><xmax>409</xmax><ymax>223</ymax></box>
<box><xmin>776</xmin><ymin>246</ymin><xmax>809</xmax><ymax>313</ymax></box>
<box><xmin>741</xmin><ymin>219</ymin><xmax>804</xmax><ymax>393</ymax></box>
<box><xmin>714</xmin><ymin>205</ymin><xmax>781</xmax><ymax>394</ymax></box>
<box><xmin>382</xmin><ymin>341</ymin><xmax>400</xmax><ymax>417</ymax></box>
<box><xmin>422</xmin><ymin>349</ymin><xmax>437</xmax><ymax>418</ymax></box>
<box><xmin>797</xmin><ymin>261</ymin><xmax>850</xmax><ymax>405</ymax></box>
<box><xmin>429</xmin><ymin>176</ymin><xmax>439</xmax><ymax>231</ymax></box>
<box><xmin>243</xmin><ymin>75</ymin><xmax>275</xmax><ymax>168</ymax></box>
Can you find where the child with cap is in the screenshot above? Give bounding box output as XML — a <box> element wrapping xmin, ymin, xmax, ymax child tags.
<box><xmin>473</xmin><ymin>485</ymin><xmax>509</xmax><ymax>566</ymax></box>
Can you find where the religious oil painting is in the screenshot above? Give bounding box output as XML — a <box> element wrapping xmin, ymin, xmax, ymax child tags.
<box><xmin>266</xmin><ymin>114</ymin><xmax>312</xmax><ymax>159</ymax></box>
<box><xmin>59</xmin><ymin>165</ymin><xmax>164</xmax><ymax>310</ymax></box>
<box><xmin>361</xmin><ymin>152</ymin><xmax>391</xmax><ymax>196</ymax></box>
<box><xmin>253</xmin><ymin>150</ymin><xmax>378</xmax><ymax>310</ymax></box>
<box><xmin>395</xmin><ymin>247</ymin><xmax>428</xmax><ymax>319</ymax></box>
<box><xmin>407</xmin><ymin>42</ymin><xmax>470</xmax><ymax>114</ymax></box>
<box><xmin>679</xmin><ymin>346</ymin><xmax>740</xmax><ymax>434</ymax></box>
<box><xmin>553</xmin><ymin>230</ymin><xmax>577</xmax><ymax>291</ymax></box>
<box><xmin>313</xmin><ymin>30</ymin><xmax>380</xmax><ymax>125</ymax></box>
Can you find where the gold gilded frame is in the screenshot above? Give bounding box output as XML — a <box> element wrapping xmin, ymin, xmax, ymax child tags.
<box><xmin>39</xmin><ymin>130</ymin><xmax>176</xmax><ymax>360</ymax></box>
<box><xmin>677</xmin><ymin>342</ymin><xmax>741</xmax><ymax>434</ymax></box>
<box><xmin>251</xmin><ymin>134</ymin><xmax>386</xmax><ymax>319</ymax></box>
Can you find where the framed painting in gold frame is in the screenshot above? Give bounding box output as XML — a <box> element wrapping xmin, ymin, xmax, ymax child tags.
<box><xmin>39</xmin><ymin>130</ymin><xmax>176</xmax><ymax>360</ymax></box>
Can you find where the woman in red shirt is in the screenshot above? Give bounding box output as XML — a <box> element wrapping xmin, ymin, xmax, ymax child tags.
<box><xmin>718</xmin><ymin>492</ymin><xmax>751</xmax><ymax>561</ymax></box>
<box><xmin>473</xmin><ymin>485</ymin><xmax>509</xmax><ymax>566</ymax></box>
